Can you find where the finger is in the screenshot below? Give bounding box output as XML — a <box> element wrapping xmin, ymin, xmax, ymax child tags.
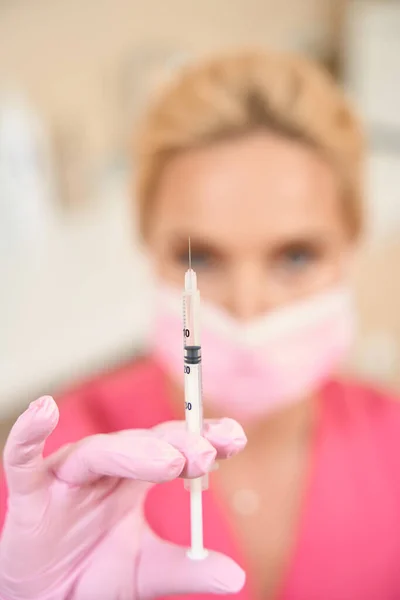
<box><xmin>203</xmin><ymin>418</ymin><xmax>247</xmax><ymax>458</ymax></box>
<box><xmin>53</xmin><ymin>433</ymin><xmax>186</xmax><ymax>486</ymax></box>
<box><xmin>154</xmin><ymin>418</ymin><xmax>247</xmax><ymax>460</ymax></box>
<box><xmin>3</xmin><ymin>396</ymin><xmax>59</xmax><ymax>496</ymax></box>
<box><xmin>151</xmin><ymin>425</ymin><xmax>216</xmax><ymax>478</ymax></box>
<box><xmin>137</xmin><ymin>530</ymin><xmax>246</xmax><ymax>599</ymax></box>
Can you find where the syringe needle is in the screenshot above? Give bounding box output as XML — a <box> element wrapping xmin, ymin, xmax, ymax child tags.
<box><xmin>189</xmin><ymin>237</ymin><xmax>192</xmax><ymax>270</ymax></box>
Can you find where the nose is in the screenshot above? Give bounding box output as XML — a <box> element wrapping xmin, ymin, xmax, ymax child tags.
<box><xmin>222</xmin><ymin>262</ymin><xmax>272</xmax><ymax>321</ymax></box>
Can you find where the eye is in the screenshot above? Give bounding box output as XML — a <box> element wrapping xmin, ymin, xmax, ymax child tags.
<box><xmin>273</xmin><ymin>242</ymin><xmax>319</xmax><ymax>273</ymax></box>
<box><xmin>189</xmin><ymin>250</ymin><xmax>213</xmax><ymax>269</ymax></box>
<box><xmin>175</xmin><ymin>247</ymin><xmax>216</xmax><ymax>270</ymax></box>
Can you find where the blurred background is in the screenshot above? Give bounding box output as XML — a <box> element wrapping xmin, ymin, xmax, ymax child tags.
<box><xmin>1</xmin><ymin>0</ymin><xmax>400</xmax><ymax>442</ymax></box>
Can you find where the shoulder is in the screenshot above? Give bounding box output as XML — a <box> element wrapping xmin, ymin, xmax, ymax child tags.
<box><xmin>46</xmin><ymin>356</ymin><xmax>170</xmax><ymax>453</ymax></box>
<box><xmin>322</xmin><ymin>378</ymin><xmax>400</xmax><ymax>453</ymax></box>
<box><xmin>324</xmin><ymin>378</ymin><xmax>400</xmax><ymax>418</ymax></box>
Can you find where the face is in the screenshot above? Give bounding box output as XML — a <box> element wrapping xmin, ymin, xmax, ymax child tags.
<box><xmin>147</xmin><ymin>132</ymin><xmax>353</xmax><ymax>321</ymax></box>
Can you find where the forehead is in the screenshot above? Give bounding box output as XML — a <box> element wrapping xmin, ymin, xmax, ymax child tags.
<box><xmin>152</xmin><ymin>132</ymin><xmax>343</xmax><ymax>246</ymax></box>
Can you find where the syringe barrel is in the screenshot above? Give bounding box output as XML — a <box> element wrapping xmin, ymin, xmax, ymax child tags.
<box><xmin>184</xmin><ymin>349</ymin><xmax>202</xmax><ymax>435</ymax></box>
<box><xmin>183</xmin><ymin>281</ymin><xmax>208</xmax><ymax>491</ymax></box>
<box><xmin>183</xmin><ymin>287</ymin><xmax>201</xmax><ymax>348</ymax></box>
<box><xmin>183</xmin><ymin>358</ymin><xmax>208</xmax><ymax>491</ymax></box>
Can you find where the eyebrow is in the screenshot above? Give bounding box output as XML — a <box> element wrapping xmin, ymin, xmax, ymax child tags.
<box><xmin>169</xmin><ymin>227</ymin><xmax>332</xmax><ymax>256</ymax></box>
<box><xmin>170</xmin><ymin>234</ymin><xmax>226</xmax><ymax>256</ymax></box>
<box><xmin>271</xmin><ymin>231</ymin><xmax>330</xmax><ymax>245</ymax></box>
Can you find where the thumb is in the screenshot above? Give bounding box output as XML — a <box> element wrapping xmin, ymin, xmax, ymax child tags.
<box><xmin>3</xmin><ymin>396</ymin><xmax>59</xmax><ymax>497</ymax></box>
<box><xmin>136</xmin><ymin>530</ymin><xmax>246</xmax><ymax>599</ymax></box>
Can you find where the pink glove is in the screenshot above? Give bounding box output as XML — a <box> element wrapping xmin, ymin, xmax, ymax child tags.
<box><xmin>0</xmin><ymin>396</ymin><xmax>247</xmax><ymax>600</ymax></box>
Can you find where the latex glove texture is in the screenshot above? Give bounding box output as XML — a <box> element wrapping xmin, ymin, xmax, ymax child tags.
<box><xmin>0</xmin><ymin>396</ymin><xmax>247</xmax><ymax>600</ymax></box>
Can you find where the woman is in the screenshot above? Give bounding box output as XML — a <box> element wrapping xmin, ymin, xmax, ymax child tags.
<box><xmin>2</xmin><ymin>48</ymin><xmax>400</xmax><ymax>600</ymax></box>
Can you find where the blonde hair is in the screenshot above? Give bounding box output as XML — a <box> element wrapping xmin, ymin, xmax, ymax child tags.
<box><xmin>136</xmin><ymin>48</ymin><xmax>364</xmax><ymax>237</ymax></box>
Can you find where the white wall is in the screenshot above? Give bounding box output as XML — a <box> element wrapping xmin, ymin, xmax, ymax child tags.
<box><xmin>0</xmin><ymin>172</ymin><xmax>154</xmax><ymax>414</ymax></box>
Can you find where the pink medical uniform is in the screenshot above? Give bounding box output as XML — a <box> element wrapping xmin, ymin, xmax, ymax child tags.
<box><xmin>2</xmin><ymin>357</ymin><xmax>400</xmax><ymax>600</ymax></box>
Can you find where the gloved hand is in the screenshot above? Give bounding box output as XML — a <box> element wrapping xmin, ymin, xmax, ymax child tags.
<box><xmin>0</xmin><ymin>396</ymin><xmax>247</xmax><ymax>600</ymax></box>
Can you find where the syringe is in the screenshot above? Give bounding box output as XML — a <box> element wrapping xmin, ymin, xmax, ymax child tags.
<box><xmin>183</xmin><ymin>239</ymin><xmax>208</xmax><ymax>560</ymax></box>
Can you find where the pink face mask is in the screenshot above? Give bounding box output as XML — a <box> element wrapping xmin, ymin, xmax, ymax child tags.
<box><xmin>152</xmin><ymin>285</ymin><xmax>355</xmax><ymax>423</ymax></box>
